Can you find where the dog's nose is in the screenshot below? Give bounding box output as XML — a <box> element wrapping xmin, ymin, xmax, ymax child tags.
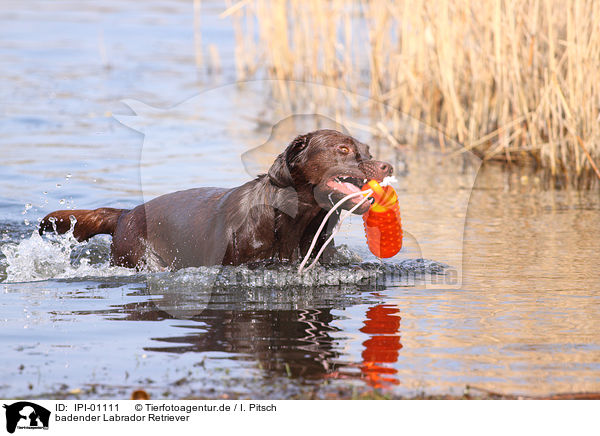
<box><xmin>371</xmin><ymin>160</ymin><xmax>393</xmax><ymax>178</ymax></box>
<box><xmin>378</xmin><ymin>162</ymin><xmax>393</xmax><ymax>176</ymax></box>
<box><xmin>358</xmin><ymin>160</ymin><xmax>394</xmax><ymax>182</ymax></box>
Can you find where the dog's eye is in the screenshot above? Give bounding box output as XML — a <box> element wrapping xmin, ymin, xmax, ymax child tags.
<box><xmin>338</xmin><ymin>146</ymin><xmax>350</xmax><ymax>154</ymax></box>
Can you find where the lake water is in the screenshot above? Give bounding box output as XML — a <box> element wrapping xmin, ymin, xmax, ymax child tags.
<box><xmin>1</xmin><ymin>0</ymin><xmax>599</xmax><ymax>399</ymax></box>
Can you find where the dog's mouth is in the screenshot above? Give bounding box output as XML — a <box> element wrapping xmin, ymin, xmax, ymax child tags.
<box><xmin>321</xmin><ymin>175</ymin><xmax>373</xmax><ymax>213</ymax></box>
<box><xmin>326</xmin><ymin>175</ymin><xmax>367</xmax><ymax>195</ymax></box>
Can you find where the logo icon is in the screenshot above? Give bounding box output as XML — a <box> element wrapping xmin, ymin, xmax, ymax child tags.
<box><xmin>3</xmin><ymin>402</ymin><xmax>50</xmax><ymax>434</ymax></box>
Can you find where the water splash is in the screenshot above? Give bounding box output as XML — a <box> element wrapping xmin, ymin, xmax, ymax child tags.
<box><xmin>1</xmin><ymin>220</ymin><xmax>448</xmax><ymax>288</ymax></box>
<box><xmin>148</xmin><ymin>250</ymin><xmax>448</xmax><ymax>293</ymax></box>
<box><xmin>0</xmin><ymin>227</ymin><xmax>134</xmax><ymax>283</ymax></box>
<box><xmin>144</xmin><ymin>253</ymin><xmax>448</xmax><ymax>317</ymax></box>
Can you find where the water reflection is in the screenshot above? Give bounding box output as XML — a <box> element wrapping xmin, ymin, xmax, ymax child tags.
<box><xmin>108</xmin><ymin>290</ymin><xmax>403</xmax><ymax>389</ymax></box>
<box><xmin>113</xmin><ymin>300</ymin><xmax>343</xmax><ymax>380</ymax></box>
<box><xmin>359</xmin><ymin>304</ymin><xmax>402</xmax><ymax>388</ymax></box>
<box><xmin>324</xmin><ymin>302</ymin><xmax>403</xmax><ymax>388</ymax></box>
<box><xmin>152</xmin><ymin>308</ymin><xmax>342</xmax><ymax>379</ymax></box>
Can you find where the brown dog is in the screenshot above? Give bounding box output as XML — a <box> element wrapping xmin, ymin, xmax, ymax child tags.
<box><xmin>39</xmin><ymin>130</ymin><xmax>393</xmax><ymax>269</ymax></box>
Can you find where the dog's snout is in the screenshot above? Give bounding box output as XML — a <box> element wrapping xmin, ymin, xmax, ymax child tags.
<box><xmin>358</xmin><ymin>160</ymin><xmax>394</xmax><ymax>182</ymax></box>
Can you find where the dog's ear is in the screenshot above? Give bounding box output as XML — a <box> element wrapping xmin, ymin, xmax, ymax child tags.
<box><xmin>268</xmin><ymin>134</ymin><xmax>310</xmax><ymax>187</ymax></box>
<box><xmin>268</xmin><ymin>153</ymin><xmax>293</xmax><ymax>187</ymax></box>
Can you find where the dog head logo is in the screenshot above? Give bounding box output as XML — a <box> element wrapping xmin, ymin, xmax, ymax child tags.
<box><xmin>3</xmin><ymin>402</ymin><xmax>50</xmax><ymax>434</ymax></box>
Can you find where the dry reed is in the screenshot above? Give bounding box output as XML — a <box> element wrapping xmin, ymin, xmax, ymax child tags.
<box><xmin>218</xmin><ymin>0</ymin><xmax>600</xmax><ymax>186</ymax></box>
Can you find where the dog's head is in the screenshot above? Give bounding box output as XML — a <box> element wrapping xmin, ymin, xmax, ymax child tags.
<box><xmin>268</xmin><ymin>129</ymin><xmax>394</xmax><ymax>214</ymax></box>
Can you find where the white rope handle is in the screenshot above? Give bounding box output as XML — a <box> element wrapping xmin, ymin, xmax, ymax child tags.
<box><xmin>297</xmin><ymin>176</ymin><xmax>398</xmax><ymax>275</ymax></box>
<box><xmin>300</xmin><ymin>193</ymin><xmax>372</xmax><ymax>273</ymax></box>
<box><xmin>297</xmin><ymin>189</ymin><xmax>372</xmax><ymax>274</ymax></box>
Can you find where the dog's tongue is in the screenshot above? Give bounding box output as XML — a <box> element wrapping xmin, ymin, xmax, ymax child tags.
<box><xmin>341</xmin><ymin>182</ymin><xmax>361</xmax><ymax>193</ymax></box>
<box><xmin>328</xmin><ymin>179</ymin><xmax>361</xmax><ymax>194</ymax></box>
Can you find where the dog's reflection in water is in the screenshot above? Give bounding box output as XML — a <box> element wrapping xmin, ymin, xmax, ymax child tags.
<box><xmin>116</xmin><ymin>295</ymin><xmax>402</xmax><ymax>388</ymax></box>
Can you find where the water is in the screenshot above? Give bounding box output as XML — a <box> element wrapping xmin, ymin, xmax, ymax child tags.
<box><xmin>1</xmin><ymin>1</ymin><xmax>599</xmax><ymax>399</ymax></box>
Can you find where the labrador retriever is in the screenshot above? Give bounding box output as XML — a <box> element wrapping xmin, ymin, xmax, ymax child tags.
<box><xmin>39</xmin><ymin>129</ymin><xmax>393</xmax><ymax>269</ymax></box>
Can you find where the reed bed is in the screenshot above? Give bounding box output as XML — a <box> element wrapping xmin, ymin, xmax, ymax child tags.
<box><xmin>218</xmin><ymin>0</ymin><xmax>600</xmax><ymax>186</ymax></box>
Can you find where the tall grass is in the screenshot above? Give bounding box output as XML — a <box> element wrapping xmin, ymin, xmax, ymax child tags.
<box><xmin>220</xmin><ymin>0</ymin><xmax>600</xmax><ymax>186</ymax></box>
